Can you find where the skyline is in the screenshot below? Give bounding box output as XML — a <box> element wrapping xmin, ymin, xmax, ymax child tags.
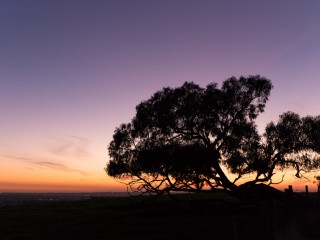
<box><xmin>1</xmin><ymin>0</ymin><xmax>320</xmax><ymax>192</ymax></box>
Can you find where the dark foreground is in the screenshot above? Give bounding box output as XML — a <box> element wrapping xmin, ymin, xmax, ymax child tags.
<box><xmin>0</xmin><ymin>192</ymin><xmax>320</xmax><ymax>240</ymax></box>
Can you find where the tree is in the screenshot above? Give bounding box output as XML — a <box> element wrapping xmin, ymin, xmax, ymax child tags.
<box><xmin>105</xmin><ymin>75</ymin><xmax>320</xmax><ymax>195</ymax></box>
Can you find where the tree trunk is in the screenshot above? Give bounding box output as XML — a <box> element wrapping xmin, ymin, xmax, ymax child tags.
<box><xmin>212</xmin><ymin>158</ymin><xmax>238</xmax><ymax>192</ymax></box>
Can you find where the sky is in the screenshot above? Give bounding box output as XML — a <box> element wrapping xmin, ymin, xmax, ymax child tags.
<box><xmin>1</xmin><ymin>0</ymin><xmax>320</xmax><ymax>192</ymax></box>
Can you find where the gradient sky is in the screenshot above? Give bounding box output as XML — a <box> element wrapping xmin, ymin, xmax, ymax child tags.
<box><xmin>1</xmin><ymin>0</ymin><xmax>320</xmax><ymax>192</ymax></box>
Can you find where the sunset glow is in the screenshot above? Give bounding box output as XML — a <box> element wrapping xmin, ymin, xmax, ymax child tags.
<box><xmin>1</xmin><ymin>1</ymin><xmax>320</xmax><ymax>192</ymax></box>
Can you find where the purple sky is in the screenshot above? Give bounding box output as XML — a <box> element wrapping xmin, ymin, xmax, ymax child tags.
<box><xmin>1</xmin><ymin>0</ymin><xmax>320</xmax><ymax>192</ymax></box>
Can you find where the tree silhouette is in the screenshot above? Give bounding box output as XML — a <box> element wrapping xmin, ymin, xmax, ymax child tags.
<box><xmin>106</xmin><ymin>75</ymin><xmax>320</xmax><ymax>195</ymax></box>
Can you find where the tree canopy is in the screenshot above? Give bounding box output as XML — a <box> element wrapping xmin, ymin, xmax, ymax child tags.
<box><xmin>106</xmin><ymin>75</ymin><xmax>320</xmax><ymax>195</ymax></box>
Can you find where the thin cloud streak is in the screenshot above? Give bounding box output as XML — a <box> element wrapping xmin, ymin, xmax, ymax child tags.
<box><xmin>2</xmin><ymin>154</ymin><xmax>90</xmax><ymax>176</ymax></box>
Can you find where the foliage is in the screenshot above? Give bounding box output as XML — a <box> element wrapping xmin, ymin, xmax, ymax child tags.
<box><xmin>106</xmin><ymin>75</ymin><xmax>320</xmax><ymax>194</ymax></box>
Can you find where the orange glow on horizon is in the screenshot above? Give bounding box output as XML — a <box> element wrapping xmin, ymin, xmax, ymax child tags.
<box><xmin>0</xmin><ymin>180</ymin><xmax>125</xmax><ymax>193</ymax></box>
<box><xmin>0</xmin><ymin>158</ymin><xmax>126</xmax><ymax>192</ymax></box>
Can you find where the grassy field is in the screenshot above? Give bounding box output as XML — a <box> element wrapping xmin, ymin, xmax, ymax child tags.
<box><xmin>0</xmin><ymin>192</ymin><xmax>320</xmax><ymax>240</ymax></box>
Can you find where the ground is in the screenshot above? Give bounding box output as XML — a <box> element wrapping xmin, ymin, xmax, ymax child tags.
<box><xmin>0</xmin><ymin>192</ymin><xmax>319</xmax><ymax>240</ymax></box>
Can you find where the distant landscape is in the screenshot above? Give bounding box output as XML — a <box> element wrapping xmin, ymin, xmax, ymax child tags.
<box><xmin>0</xmin><ymin>192</ymin><xmax>133</xmax><ymax>205</ymax></box>
<box><xmin>0</xmin><ymin>189</ymin><xmax>316</xmax><ymax>205</ymax></box>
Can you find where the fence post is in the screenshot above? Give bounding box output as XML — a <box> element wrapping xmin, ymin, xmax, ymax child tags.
<box><xmin>305</xmin><ymin>185</ymin><xmax>309</xmax><ymax>199</ymax></box>
<box><xmin>232</xmin><ymin>216</ymin><xmax>238</xmax><ymax>240</ymax></box>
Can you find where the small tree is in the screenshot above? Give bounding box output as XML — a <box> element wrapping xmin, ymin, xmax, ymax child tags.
<box><xmin>106</xmin><ymin>76</ymin><xmax>320</xmax><ymax>195</ymax></box>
